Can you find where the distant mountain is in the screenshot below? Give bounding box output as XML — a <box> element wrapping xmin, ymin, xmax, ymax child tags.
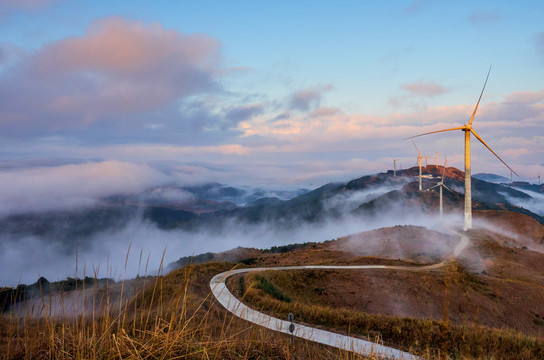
<box><xmin>179</xmin><ymin>183</ymin><xmax>310</xmax><ymax>205</ymax></box>
<box><xmin>473</xmin><ymin>173</ymin><xmax>510</xmax><ymax>183</ymax></box>
<box><xmin>1</xmin><ymin>167</ymin><xmax>543</xmax><ymax>243</ymax></box>
<box><xmin>508</xmin><ymin>181</ymin><xmax>544</xmax><ymax>194</ymax></box>
<box><xmin>0</xmin><ymin>205</ymin><xmax>138</xmax><ymax>246</ymax></box>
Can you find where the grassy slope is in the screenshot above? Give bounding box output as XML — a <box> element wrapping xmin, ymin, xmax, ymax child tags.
<box><xmin>0</xmin><ymin>262</ymin><xmax>371</xmax><ymax>359</ymax></box>
<box><xmin>2</xmin><ymin>211</ymin><xmax>543</xmax><ymax>359</ymax></box>
<box><xmin>229</xmin><ymin>221</ymin><xmax>544</xmax><ymax>359</ymax></box>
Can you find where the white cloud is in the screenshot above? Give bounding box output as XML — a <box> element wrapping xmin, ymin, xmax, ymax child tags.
<box><xmin>0</xmin><ymin>161</ymin><xmax>169</xmax><ymax>215</ymax></box>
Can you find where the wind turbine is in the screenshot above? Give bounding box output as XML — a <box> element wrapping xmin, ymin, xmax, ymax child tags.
<box><xmin>407</xmin><ymin>66</ymin><xmax>518</xmax><ymax>230</ymax></box>
<box><xmin>411</xmin><ymin>140</ymin><xmax>432</xmax><ymax>191</ymax></box>
<box><xmin>392</xmin><ymin>158</ymin><xmax>400</xmax><ymax>177</ymax></box>
<box><xmin>427</xmin><ymin>157</ymin><xmax>453</xmax><ymax>217</ymax></box>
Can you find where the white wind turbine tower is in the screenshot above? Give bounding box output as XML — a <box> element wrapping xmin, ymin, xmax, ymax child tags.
<box><xmin>392</xmin><ymin>158</ymin><xmax>400</xmax><ymax>177</ymax></box>
<box><xmin>427</xmin><ymin>157</ymin><xmax>453</xmax><ymax>217</ymax></box>
<box><xmin>411</xmin><ymin>139</ymin><xmax>432</xmax><ymax>191</ymax></box>
<box><xmin>408</xmin><ymin>66</ymin><xmax>518</xmax><ymax>230</ymax></box>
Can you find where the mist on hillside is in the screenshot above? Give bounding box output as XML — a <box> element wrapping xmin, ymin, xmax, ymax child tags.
<box><xmin>1</xmin><ymin>160</ymin><xmax>542</xmax><ymax>288</ymax></box>
<box><xmin>0</xmin><ymin>178</ymin><xmax>462</xmax><ymax>287</ymax></box>
<box><xmin>505</xmin><ymin>188</ymin><xmax>544</xmax><ymax>216</ymax></box>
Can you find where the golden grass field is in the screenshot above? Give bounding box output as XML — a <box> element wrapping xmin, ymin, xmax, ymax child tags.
<box><xmin>2</xmin><ymin>213</ymin><xmax>544</xmax><ymax>359</ymax></box>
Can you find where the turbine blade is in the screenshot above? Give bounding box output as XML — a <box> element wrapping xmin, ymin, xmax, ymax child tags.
<box><xmin>411</xmin><ymin>139</ymin><xmax>421</xmax><ymax>156</ymax></box>
<box><xmin>404</xmin><ymin>126</ymin><xmax>466</xmax><ymax>140</ymax></box>
<box><xmin>443</xmin><ymin>184</ymin><xmax>454</xmax><ymax>193</ymax></box>
<box><xmin>468</xmin><ymin>65</ymin><xmax>492</xmax><ymax>126</ymax></box>
<box><xmin>470</xmin><ymin>128</ymin><xmax>519</xmax><ymax>176</ymax></box>
<box><xmin>430</xmin><ymin>184</ymin><xmax>440</xmax><ymax>189</ymax></box>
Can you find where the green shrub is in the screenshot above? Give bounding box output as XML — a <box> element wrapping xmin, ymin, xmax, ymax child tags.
<box><xmin>253</xmin><ymin>275</ymin><xmax>291</xmax><ymax>302</ymax></box>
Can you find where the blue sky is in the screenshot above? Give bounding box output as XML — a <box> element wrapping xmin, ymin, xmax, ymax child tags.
<box><xmin>0</xmin><ymin>0</ymin><xmax>543</xmax><ymax>214</ymax></box>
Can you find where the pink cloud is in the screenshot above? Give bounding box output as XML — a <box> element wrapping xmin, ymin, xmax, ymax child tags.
<box><xmin>33</xmin><ymin>17</ymin><xmax>219</xmax><ymax>77</ymax></box>
<box><xmin>503</xmin><ymin>90</ymin><xmax>544</xmax><ymax>104</ymax></box>
<box><xmin>310</xmin><ymin>106</ymin><xmax>340</xmax><ymax>118</ymax></box>
<box><xmin>0</xmin><ymin>17</ymin><xmax>223</xmax><ymax>134</ymax></box>
<box><xmin>401</xmin><ymin>79</ymin><xmax>449</xmax><ymax>97</ymax></box>
<box><xmin>236</xmin><ymin>89</ymin><xmax>543</xmax><ymax>177</ymax></box>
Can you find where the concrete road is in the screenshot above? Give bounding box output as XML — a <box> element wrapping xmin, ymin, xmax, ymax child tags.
<box><xmin>210</xmin><ymin>232</ymin><xmax>469</xmax><ymax>359</ymax></box>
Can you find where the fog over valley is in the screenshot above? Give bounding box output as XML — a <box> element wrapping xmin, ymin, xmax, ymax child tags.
<box><xmin>1</xmin><ymin>161</ymin><xmax>542</xmax><ymax>287</ymax></box>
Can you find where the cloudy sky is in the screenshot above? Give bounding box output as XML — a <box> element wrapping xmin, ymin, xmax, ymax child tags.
<box><xmin>1</xmin><ymin>0</ymin><xmax>543</xmax><ymax>213</ymax></box>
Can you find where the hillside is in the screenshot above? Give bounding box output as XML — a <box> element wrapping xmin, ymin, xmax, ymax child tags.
<box><xmin>228</xmin><ymin>222</ymin><xmax>544</xmax><ymax>358</ymax></box>
<box><xmin>3</xmin><ymin>217</ymin><xmax>544</xmax><ymax>359</ymax></box>
<box><xmin>234</xmin><ymin>224</ymin><xmax>544</xmax><ymax>335</ymax></box>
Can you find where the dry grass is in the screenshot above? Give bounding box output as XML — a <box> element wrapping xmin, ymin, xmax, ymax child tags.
<box><xmin>5</xmin><ymin>228</ymin><xmax>543</xmax><ymax>360</ymax></box>
<box><xmin>238</xmin><ymin>268</ymin><xmax>544</xmax><ymax>360</ymax></box>
<box><xmin>0</xmin><ymin>261</ymin><xmax>378</xmax><ymax>360</ymax></box>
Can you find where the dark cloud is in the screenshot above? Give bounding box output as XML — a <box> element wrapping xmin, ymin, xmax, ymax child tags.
<box><xmin>289</xmin><ymin>85</ymin><xmax>332</xmax><ymax>111</ymax></box>
<box><xmin>225</xmin><ymin>103</ymin><xmax>265</xmax><ymax>123</ymax></box>
<box><xmin>271</xmin><ymin>112</ymin><xmax>290</xmax><ymax>122</ymax></box>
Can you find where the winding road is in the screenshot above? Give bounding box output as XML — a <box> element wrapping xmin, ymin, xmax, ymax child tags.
<box><xmin>210</xmin><ymin>232</ymin><xmax>469</xmax><ymax>360</ymax></box>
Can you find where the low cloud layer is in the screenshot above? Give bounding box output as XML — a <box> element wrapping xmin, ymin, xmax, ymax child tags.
<box><xmin>505</xmin><ymin>188</ymin><xmax>544</xmax><ymax>216</ymax></box>
<box><xmin>0</xmin><ymin>202</ymin><xmax>465</xmax><ymax>287</ymax></box>
<box><xmin>0</xmin><ymin>161</ymin><xmax>169</xmax><ymax>216</ymax></box>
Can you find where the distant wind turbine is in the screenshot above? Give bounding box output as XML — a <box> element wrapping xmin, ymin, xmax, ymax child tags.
<box><xmin>411</xmin><ymin>139</ymin><xmax>432</xmax><ymax>191</ymax></box>
<box><xmin>407</xmin><ymin>66</ymin><xmax>518</xmax><ymax>230</ymax></box>
<box><xmin>427</xmin><ymin>157</ymin><xmax>453</xmax><ymax>217</ymax></box>
<box><xmin>392</xmin><ymin>158</ymin><xmax>400</xmax><ymax>177</ymax></box>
